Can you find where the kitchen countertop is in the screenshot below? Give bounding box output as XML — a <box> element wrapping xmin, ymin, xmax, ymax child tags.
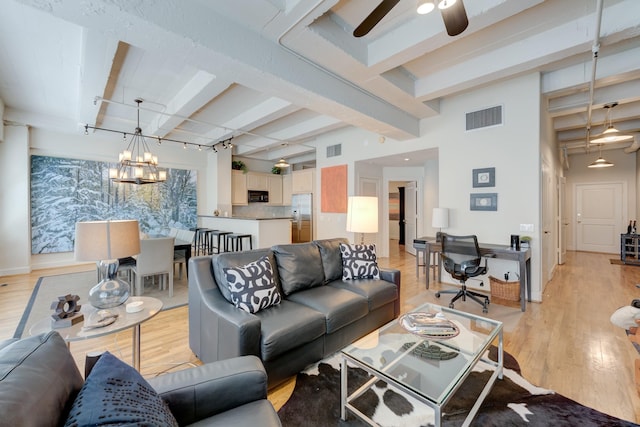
<box><xmin>198</xmin><ymin>215</ymin><xmax>293</xmax><ymax>221</ymax></box>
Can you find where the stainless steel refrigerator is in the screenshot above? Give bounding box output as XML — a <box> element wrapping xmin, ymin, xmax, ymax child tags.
<box><xmin>291</xmin><ymin>193</ymin><xmax>313</xmax><ymax>243</ymax></box>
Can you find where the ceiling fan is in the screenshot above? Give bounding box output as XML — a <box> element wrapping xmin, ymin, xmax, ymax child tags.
<box><xmin>353</xmin><ymin>0</ymin><xmax>468</xmax><ymax>38</ymax></box>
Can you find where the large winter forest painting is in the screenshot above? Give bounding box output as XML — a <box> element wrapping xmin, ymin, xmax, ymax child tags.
<box><xmin>31</xmin><ymin>155</ymin><xmax>197</xmax><ymax>254</ymax></box>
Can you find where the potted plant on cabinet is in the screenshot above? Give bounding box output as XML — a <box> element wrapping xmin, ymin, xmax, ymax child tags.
<box><xmin>232</xmin><ymin>160</ymin><xmax>248</xmax><ymax>173</ymax></box>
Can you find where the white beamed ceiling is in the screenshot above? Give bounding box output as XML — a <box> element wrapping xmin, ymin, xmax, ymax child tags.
<box><xmin>1</xmin><ymin>0</ymin><xmax>639</xmax><ymax>164</ymax></box>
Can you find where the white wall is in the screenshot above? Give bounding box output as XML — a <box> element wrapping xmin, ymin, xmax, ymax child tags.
<box><xmin>0</xmin><ymin>124</ymin><xmax>30</xmax><ymax>275</ymax></box>
<box><xmin>0</xmin><ymin>126</ymin><xmax>209</xmax><ymax>274</ymax></box>
<box><xmin>311</xmin><ymin>73</ymin><xmax>544</xmax><ymax>301</ymax></box>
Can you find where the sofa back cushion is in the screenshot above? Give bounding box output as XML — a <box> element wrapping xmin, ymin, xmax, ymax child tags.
<box><xmin>314</xmin><ymin>238</ymin><xmax>349</xmax><ymax>283</ymax></box>
<box><xmin>272</xmin><ymin>243</ymin><xmax>325</xmax><ymax>295</ymax></box>
<box><xmin>212</xmin><ymin>249</ymin><xmax>280</xmax><ymax>303</ymax></box>
<box><xmin>0</xmin><ymin>331</ymin><xmax>83</xmax><ymax>427</ymax></box>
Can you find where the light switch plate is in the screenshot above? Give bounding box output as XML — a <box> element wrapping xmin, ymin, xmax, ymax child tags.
<box><xmin>519</xmin><ymin>224</ymin><xmax>534</xmax><ymax>232</ymax></box>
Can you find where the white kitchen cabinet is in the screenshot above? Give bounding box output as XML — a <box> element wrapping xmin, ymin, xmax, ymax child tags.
<box><xmin>267</xmin><ymin>175</ymin><xmax>283</xmax><ymax>205</ymax></box>
<box><xmin>291</xmin><ymin>169</ymin><xmax>314</xmax><ymax>194</ymax></box>
<box><xmin>246</xmin><ymin>172</ymin><xmax>268</xmax><ymax>191</ymax></box>
<box><xmin>232</xmin><ymin>170</ymin><xmax>248</xmax><ymax>205</ymax></box>
<box><xmin>282</xmin><ymin>174</ymin><xmax>292</xmax><ymax>206</ymax></box>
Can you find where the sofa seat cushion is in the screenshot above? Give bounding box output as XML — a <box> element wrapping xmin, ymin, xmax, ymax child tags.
<box><xmin>328</xmin><ymin>279</ymin><xmax>398</xmax><ymax>312</ymax></box>
<box><xmin>286</xmin><ymin>286</ymin><xmax>369</xmax><ymax>334</ymax></box>
<box><xmin>0</xmin><ymin>331</ymin><xmax>83</xmax><ymax>427</ymax></box>
<box><xmin>255</xmin><ymin>300</ymin><xmax>326</xmax><ymax>361</ymax></box>
<box><xmin>272</xmin><ymin>243</ymin><xmax>325</xmax><ymax>295</ymax></box>
<box><xmin>186</xmin><ymin>399</ymin><xmax>282</xmax><ymax>427</ymax></box>
<box><xmin>65</xmin><ymin>352</ymin><xmax>178</xmax><ymax>427</ymax></box>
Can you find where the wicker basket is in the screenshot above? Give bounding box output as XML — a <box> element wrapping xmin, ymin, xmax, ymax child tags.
<box><xmin>489</xmin><ymin>275</ymin><xmax>520</xmax><ymax>302</ymax></box>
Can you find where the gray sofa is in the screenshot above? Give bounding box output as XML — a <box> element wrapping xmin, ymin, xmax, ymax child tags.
<box><xmin>0</xmin><ymin>331</ymin><xmax>281</xmax><ymax>427</ymax></box>
<box><xmin>189</xmin><ymin>238</ymin><xmax>401</xmax><ymax>388</ymax></box>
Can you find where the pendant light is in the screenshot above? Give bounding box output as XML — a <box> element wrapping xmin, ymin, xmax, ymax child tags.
<box><xmin>109</xmin><ymin>99</ymin><xmax>167</xmax><ymax>184</ymax></box>
<box><xmin>417</xmin><ymin>1</ymin><xmax>435</xmax><ymax>14</ymax></box>
<box><xmin>274</xmin><ymin>158</ymin><xmax>290</xmax><ymax>168</ymax></box>
<box><xmin>588</xmin><ymin>144</ymin><xmax>614</xmax><ymax>168</ymax></box>
<box><xmin>590</xmin><ymin>102</ymin><xmax>633</xmax><ymax>144</ymax></box>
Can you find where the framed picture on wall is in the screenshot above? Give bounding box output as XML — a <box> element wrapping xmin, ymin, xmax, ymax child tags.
<box><xmin>470</xmin><ymin>193</ymin><xmax>498</xmax><ymax>211</ymax></box>
<box><xmin>472</xmin><ymin>167</ymin><xmax>495</xmax><ymax>188</ymax></box>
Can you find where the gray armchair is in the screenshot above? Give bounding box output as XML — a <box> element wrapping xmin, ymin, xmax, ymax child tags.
<box><xmin>0</xmin><ymin>331</ymin><xmax>281</xmax><ymax>427</ymax></box>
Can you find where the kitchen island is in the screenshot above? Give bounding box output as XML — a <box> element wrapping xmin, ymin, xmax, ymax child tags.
<box><xmin>198</xmin><ymin>215</ymin><xmax>292</xmax><ymax>249</ymax></box>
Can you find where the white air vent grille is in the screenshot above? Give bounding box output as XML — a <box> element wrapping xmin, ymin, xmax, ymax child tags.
<box><xmin>466</xmin><ymin>105</ymin><xmax>503</xmax><ymax>131</ymax></box>
<box><xmin>326</xmin><ymin>144</ymin><xmax>342</xmax><ymax>158</ymax></box>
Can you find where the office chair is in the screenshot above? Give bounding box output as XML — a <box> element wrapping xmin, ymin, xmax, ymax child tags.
<box><xmin>435</xmin><ymin>233</ymin><xmax>490</xmax><ymax>313</ymax></box>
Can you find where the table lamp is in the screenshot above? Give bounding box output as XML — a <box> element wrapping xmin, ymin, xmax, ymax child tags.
<box><xmin>74</xmin><ymin>220</ymin><xmax>141</xmax><ymax>308</ymax></box>
<box><xmin>432</xmin><ymin>207</ymin><xmax>449</xmax><ymax>240</ymax></box>
<box><xmin>346</xmin><ymin>196</ymin><xmax>378</xmax><ymax>244</ymax></box>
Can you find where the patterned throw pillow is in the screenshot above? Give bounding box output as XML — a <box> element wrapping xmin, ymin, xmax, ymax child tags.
<box><xmin>64</xmin><ymin>352</ymin><xmax>178</xmax><ymax>427</ymax></box>
<box><xmin>340</xmin><ymin>243</ymin><xmax>380</xmax><ymax>280</ymax></box>
<box><xmin>225</xmin><ymin>255</ymin><xmax>281</xmax><ymax>313</ymax></box>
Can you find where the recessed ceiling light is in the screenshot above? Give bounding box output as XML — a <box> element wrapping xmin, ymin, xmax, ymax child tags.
<box><xmin>404</xmin><ymin>158</ymin><xmax>410</xmax><ymax>161</ymax></box>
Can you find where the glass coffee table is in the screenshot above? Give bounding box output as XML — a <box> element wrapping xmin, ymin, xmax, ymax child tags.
<box><xmin>340</xmin><ymin>302</ymin><xmax>503</xmax><ymax>427</ymax></box>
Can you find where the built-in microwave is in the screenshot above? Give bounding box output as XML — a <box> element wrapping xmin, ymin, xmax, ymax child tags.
<box><xmin>248</xmin><ymin>190</ymin><xmax>269</xmax><ymax>203</ymax></box>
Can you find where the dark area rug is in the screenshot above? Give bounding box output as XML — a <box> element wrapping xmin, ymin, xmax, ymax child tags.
<box><xmin>278</xmin><ymin>347</ymin><xmax>639</xmax><ymax>426</ymax></box>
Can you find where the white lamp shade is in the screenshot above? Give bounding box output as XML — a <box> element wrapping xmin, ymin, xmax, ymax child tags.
<box><xmin>346</xmin><ymin>196</ymin><xmax>378</xmax><ymax>234</ymax></box>
<box><xmin>432</xmin><ymin>207</ymin><xmax>449</xmax><ymax>229</ymax></box>
<box><xmin>74</xmin><ymin>220</ymin><xmax>141</xmax><ymax>261</ymax></box>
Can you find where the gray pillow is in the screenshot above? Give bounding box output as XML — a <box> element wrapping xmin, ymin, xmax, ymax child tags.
<box><xmin>314</xmin><ymin>238</ymin><xmax>349</xmax><ymax>283</ymax></box>
<box><xmin>272</xmin><ymin>243</ymin><xmax>324</xmax><ymax>295</ymax></box>
<box><xmin>340</xmin><ymin>243</ymin><xmax>380</xmax><ymax>280</ymax></box>
<box><xmin>224</xmin><ymin>256</ymin><xmax>281</xmax><ymax>313</ymax></box>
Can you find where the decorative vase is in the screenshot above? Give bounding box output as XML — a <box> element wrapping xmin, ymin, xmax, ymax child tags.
<box><xmin>89</xmin><ymin>260</ymin><xmax>130</xmax><ymax>308</ymax></box>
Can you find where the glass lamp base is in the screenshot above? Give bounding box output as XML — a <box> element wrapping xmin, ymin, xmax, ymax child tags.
<box><xmin>89</xmin><ymin>278</ymin><xmax>130</xmax><ymax>309</ymax></box>
<box><xmin>90</xmin><ymin>259</ymin><xmax>131</xmax><ymax>308</ymax></box>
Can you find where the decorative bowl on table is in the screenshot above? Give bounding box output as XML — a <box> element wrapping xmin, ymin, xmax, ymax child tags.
<box><xmin>399</xmin><ymin>312</ymin><xmax>459</xmax><ymax>339</ymax></box>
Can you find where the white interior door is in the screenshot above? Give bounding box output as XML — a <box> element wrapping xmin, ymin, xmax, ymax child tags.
<box><xmin>542</xmin><ymin>159</ymin><xmax>555</xmax><ymax>284</ymax></box>
<box><xmin>558</xmin><ymin>176</ymin><xmax>567</xmax><ymax>264</ymax></box>
<box><xmin>404</xmin><ymin>181</ymin><xmax>417</xmax><ymax>255</ymax></box>
<box><xmin>576</xmin><ymin>182</ymin><xmax>624</xmax><ymax>254</ymax></box>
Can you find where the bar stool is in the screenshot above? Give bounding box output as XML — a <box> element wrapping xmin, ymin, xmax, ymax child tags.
<box><xmin>209</xmin><ymin>230</ymin><xmax>232</xmax><ymax>253</ymax></box>
<box><xmin>226</xmin><ymin>233</ymin><xmax>253</xmax><ymax>252</ymax></box>
<box><xmin>193</xmin><ymin>228</ymin><xmax>212</xmax><ymax>255</ymax></box>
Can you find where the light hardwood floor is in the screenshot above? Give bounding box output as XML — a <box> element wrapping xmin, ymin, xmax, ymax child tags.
<box><xmin>1</xmin><ymin>245</ymin><xmax>639</xmax><ymax>422</ymax></box>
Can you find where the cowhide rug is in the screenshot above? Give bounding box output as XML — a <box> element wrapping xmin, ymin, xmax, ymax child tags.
<box><xmin>278</xmin><ymin>347</ymin><xmax>639</xmax><ymax>426</ymax></box>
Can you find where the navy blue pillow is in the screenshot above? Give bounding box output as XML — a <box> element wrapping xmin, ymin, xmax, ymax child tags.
<box><xmin>64</xmin><ymin>352</ymin><xmax>178</xmax><ymax>427</ymax></box>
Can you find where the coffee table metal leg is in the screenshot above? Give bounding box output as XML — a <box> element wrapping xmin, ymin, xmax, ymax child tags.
<box><xmin>340</xmin><ymin>356</ymin><xmax>347</xmax><ymax>420</ymax></box>
<box><xmin>133</xmin><ymin>324</ymin><xmax>141</xmax><ymax>371</ymax></box>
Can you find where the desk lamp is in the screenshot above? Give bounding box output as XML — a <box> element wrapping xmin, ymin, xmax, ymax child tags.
<box><xmin>432</xmin><ymin>207</ymin><xmax>449</xmax><ymax>241</ymax></box>
<box><xmin>346</xmin><ymin>196</ymin><xmax>378</xmax><ymax>244</ymax></box>
<box><xmin>74</xmin><ymin>220</ymin><xmax>141</xmax><ymax>308</ymax></box>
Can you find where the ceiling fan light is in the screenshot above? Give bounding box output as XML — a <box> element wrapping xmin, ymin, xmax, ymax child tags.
<box><xmin>438</xmin><ymin>0</ymin><xmax>457</xmax><ymax>10</ymax></box>
<box><xmin>417</xmin><ymin>1</ymin><xmax>435</xmax><ymax>14</ymax></box>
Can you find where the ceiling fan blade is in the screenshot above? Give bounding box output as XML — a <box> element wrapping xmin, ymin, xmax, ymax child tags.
<box><xmin>353</xmin><ymin>0</ymin><xmax>401</xmax><ymax>38</ymax></box>
<box><xmin>441</xmin><ymin>0</ymin><xmax>468</xmax><ymax>36</ymax></box>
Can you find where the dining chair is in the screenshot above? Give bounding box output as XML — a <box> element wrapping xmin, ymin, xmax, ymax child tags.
<box><xmin>132</xmin><ymin>236</ymin><xmax>175</xmax><ymax>297</ymax></box>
